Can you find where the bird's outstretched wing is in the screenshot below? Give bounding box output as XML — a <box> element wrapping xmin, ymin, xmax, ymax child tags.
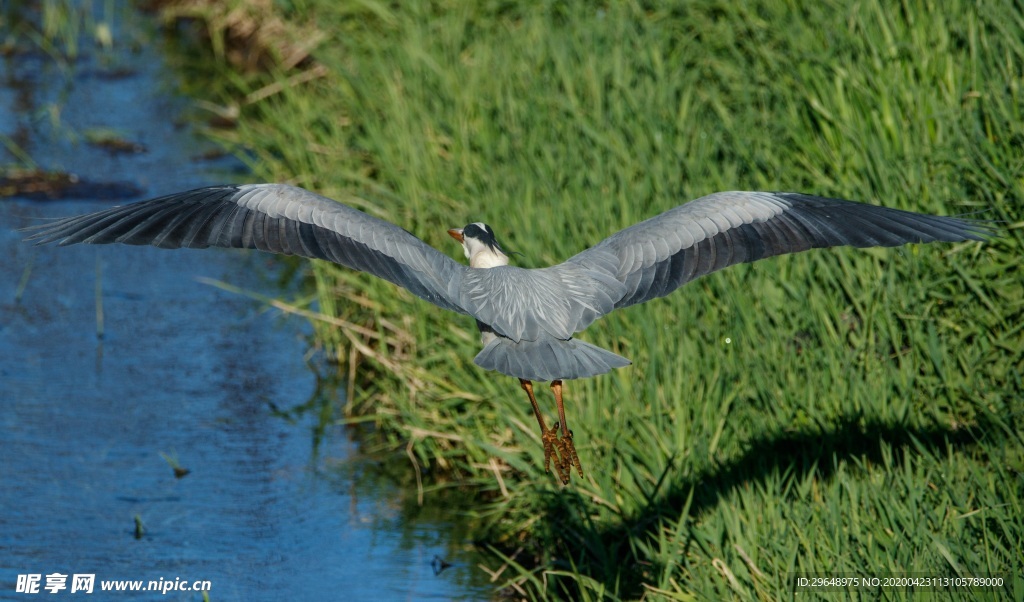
<box><xmin>554</xmin><ymin>191</ymin><xmax>991</xmax><ymax>331</ymax></box>
<box><xmin>24</xmin><ymin>184</ymin><xmax>469</xmax><ymax>314</ymax></box>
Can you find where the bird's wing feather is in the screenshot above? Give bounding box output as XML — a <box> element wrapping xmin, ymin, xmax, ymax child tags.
<box><xmin>24</xmin><ymin>184</ymin><xmax>468</xmax><ymax>314</ymax></box>
<box><xmin>556</xmin><ymin>191</ymin><xmax>992</xmax><ymax>331</ymax></box>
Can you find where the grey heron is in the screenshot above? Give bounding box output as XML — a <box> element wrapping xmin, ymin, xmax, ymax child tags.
<box><xmin>25</xmin><ymin>185</ymin><xmax>989</xmax><ymax>483</ymax></box>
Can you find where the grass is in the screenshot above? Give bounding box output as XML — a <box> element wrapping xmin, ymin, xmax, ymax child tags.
<box><xmin>163</xmin><ymin>0</ymin><xmax>1023</xmax><ymax>599</ymax></box>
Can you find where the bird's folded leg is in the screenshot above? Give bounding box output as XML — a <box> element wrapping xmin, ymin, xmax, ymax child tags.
<box><xmin>520</xmin><ymin>379</ymin><xmax>560</xmax><ymax>475</ymax></box>
<box><xmin>551</xmin><ymin>380</ymin><xmax>583</xmax><ymax>483</ymax></box>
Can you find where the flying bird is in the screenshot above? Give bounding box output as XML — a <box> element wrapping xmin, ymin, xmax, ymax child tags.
<box><xmin>25</xmin><ymin>185</ymin><xmax>989</xmax><ymax>483</ymax></box>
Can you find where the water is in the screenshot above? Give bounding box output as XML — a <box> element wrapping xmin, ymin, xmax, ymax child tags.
<box><xmin>0</xmin><ymin>6</ymin><xmax>490</xmax><ymax>601</ymax></box>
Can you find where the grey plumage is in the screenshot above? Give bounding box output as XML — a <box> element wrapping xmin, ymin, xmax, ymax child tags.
<box><xmin>25</xmin><ymin>184</ymin><xmax>990</xmax><ymax>381</ymax></box>
<box><xmin>567</xmin><ymin>191</ymin><xmax>988</xmax><ymax>314</ymax></box>
<box><xmin>27</xmin><ymin>185</ymin><xmax>468</xmax><ymax>314</ymax></box>
<box><xmin>475</xmin><ymin>336</ymin><xmax>631</xmax><ymax>382</ymax></box>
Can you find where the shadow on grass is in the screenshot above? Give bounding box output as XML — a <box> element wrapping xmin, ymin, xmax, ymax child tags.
<box><xmin>536</xmin><ymin>409</ymin><xmax>1017</xmax><ymax>599</ymax></box>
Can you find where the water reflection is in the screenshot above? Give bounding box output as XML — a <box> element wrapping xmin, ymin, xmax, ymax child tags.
<box><xmin>0</xmin><ymin>5</ymin><xmax>490</xmax><ymax>600</ymax></box>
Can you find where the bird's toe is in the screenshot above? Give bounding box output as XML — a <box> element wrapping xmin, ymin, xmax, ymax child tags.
<box><xmin>541</xmin><ymin>425</ymin><xmax>559</xmax><ymax>475</ymax></box>
<box><xmin>557</xmin><ymin>429</ymin><xmax>584</xmax><ymax>481</ymax></box>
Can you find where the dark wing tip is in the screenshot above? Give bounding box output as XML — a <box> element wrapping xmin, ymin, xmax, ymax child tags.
<box><xmin>775</xmin><ymin>192</ymin><xmax>998</xmax><ymax>245</ymax></box>
<box><xmin>20</xmin><ymin>217</ymin><xmax>88</xmax><ymax>246</ymax></box>
<box><xmin>18</xmin><ymin>185</ymin><xmax>246</xmax><ymax>247</ymax></box>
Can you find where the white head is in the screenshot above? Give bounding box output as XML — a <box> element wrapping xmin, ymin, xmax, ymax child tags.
<box><xmin>448</xmin><ymin>222</ymin><xmax>509</xmax><ymax>268</ymax></box>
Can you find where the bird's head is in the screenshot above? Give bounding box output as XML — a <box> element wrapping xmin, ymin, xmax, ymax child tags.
<box><xmin>448</xmin><ymin>222</ymin><xmax>509</xmax><ymax>268</ymax></box>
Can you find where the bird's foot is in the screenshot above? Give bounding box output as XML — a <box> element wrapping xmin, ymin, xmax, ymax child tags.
<box><xmin>541</xmin><ymin>424</ymin><xmax>560</xmax><ymax>475</ymax></box>
<box><xmin>549</xmin><ymin>422</ymin><xmax>584</xmax><ymax>484</ymax></box>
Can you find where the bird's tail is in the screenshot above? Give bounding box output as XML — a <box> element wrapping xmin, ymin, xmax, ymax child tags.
<box><xmin>474</xmin><ymin>337</ymin><xmax>630</xmax><ymax>381</ymax></box>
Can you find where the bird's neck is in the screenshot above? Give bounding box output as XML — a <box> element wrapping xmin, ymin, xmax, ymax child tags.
<box><xmin>469</xmin><ymin>248</ymin><xmax>509</xmax><ymax>269</ymax></box>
